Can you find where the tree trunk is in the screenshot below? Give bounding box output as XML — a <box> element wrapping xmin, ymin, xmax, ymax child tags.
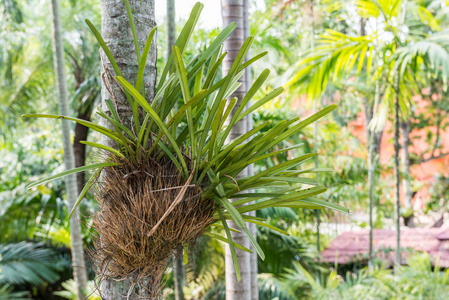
<box><xmin>50</xmin><ymin>0</ymin><xmax>88</xmax><ymax>298</ymax></box>
<box><xmin>99</xmin><ymin>1</ymin><xmax>157</xmax><ymax>299</ymax></box>
<box><xmin>242</xmin><ymin>0</ymin><xmax>258</xmax><ymax>298</ymax></box>
<box><xmin>165</xmin><ymin>2</ymin><xmax>186</xmax><ymax>299</ymax></box>
<box><xmin>166</xmin><ymin>0</ymin><xmax>176</xmax><ymax>58</ymax></box>
<box><xmin>365</xmin><ymin>81</ymin><xmax>382</xmax><ymax>267</ymax></box>
<box><xmin>73</xmin><ymin>109</ymin><xmax>92</xmax><ymax>194</ymax></box>
<box><xmin>221</xmin><ymin>0</ymin><xmax>252</xmax><ymax>299</ymax></box>
<box><xmin>394</xmin><ymin>75</ymin><xmax>402</xmax><ymax>268</ymax></box>
<box><xmin>309</xmin><ymin>0</ymin><xmax>322</xmax><ymax>256</ymax></box>
<box><xmin>401</xmin><ymin>118</ymin><xmax>414</xmax><ymax>227</ymax></box>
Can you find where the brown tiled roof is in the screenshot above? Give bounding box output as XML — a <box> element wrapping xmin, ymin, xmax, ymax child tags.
<box><xmin>321</xmin><ymin>228</ymin><xmax>449</xmax><ymax>267</ymax></box>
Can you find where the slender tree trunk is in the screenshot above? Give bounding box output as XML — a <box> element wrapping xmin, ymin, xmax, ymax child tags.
<box><xmin>366</xmin><ymin>81</ymin><xmax>381</xmax><ymax>267</ymax></box>
<box><xmin>173</xmin><ymin>251</ymin><xmax>185</xmax><ymax>300</ymax></box>
<box><xmin>50</xmin><ymin>0</ymin><xmax>88</xmax><ymax>298</ymax></box>
<box><xmin>166</xmin><ymin>0</ymin><xmax>176</xmax><ymax>58</ymax></box>
<box><xmin>222</xmin><ymin>0</ymin><xmax>251</xmax><ymax>299</ymax></box>
<box><xmin>99</xmin><ymin>1</ymin><xmax>157</xmax><ymax>298</ymax></box>
<box><xmin>165</xmin><ymin>2</ymin><xmax>186</xmax><ymax>299</ymax></box>
<box><xmin>394</xmin><ymin>74</ymin><xmax>402</xmax><ymax>268</ymax></box>
<box><xmin>309</xmin><ymin>0</ymin><xmax>321</xmax><ymax>255</ymax></box>
<box><xmin>73</xmin><ymin>109</ymin><xmax>92</xmax><ymax>194</ymax></box>
<box><xmin>401</xmin><ymin>118</ymin><xmax>414</xmax><ymax>227</ymax></box>
<box><xmin>242</xmin><ymin>0</ymin><xmax>258</xmax><ymax>298</ymax></box>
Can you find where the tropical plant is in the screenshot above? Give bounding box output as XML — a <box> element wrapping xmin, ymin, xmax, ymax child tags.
<box><xmin>50</xmin><ymin>0</ymin><xmax>88</xmax><ymax>296</ymax></box>
<box><xmin>23</xmin><ymin>2</ymin><xmax>347</xmax><ymax>298</ymax></box>
<box><xmin>53</xmin><ymin>279</ymin><xmax>101</xmax><ymax>300</ymax></box>
<box><xmin>0</xmin><ymin>242</ymin><xmax>61</xmax><ymax>286</ymax></box>
<box><xmin>0</xmin><ymin>254</ymin><xmax>29</xmax><ymax>300</ymax></box>
<box><xmin>286</xmin><ymin>0</ymin><xmax>449</xmax><ymax>265</ymax></box>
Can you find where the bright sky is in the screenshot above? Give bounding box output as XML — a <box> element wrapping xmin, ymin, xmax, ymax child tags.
<box><xmin>155</xmin><ymin>0</ymin><xmax>267</xmax><ymax>30</ymax></box>
<box><xmin>155</xmin><ymin>0</ymin><xmax>223</xmax><ymax>30</ymax></box>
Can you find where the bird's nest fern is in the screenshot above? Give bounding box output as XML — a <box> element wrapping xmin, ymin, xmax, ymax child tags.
<box><xmin>23</xmin><ymin>1</ymin><xmax>348</xmax><ymax>296</ymax></box>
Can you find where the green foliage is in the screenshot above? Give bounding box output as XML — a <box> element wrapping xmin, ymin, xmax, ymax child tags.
<box><xmin>53</xmin><ymin>279</ymin><xmax>101</xmax><ymax>300</ymax></box>
<box><xmin>277</xmin><ymin>252</ymin><xmax>449</xmax><ymax>299</ymax></box>
<box><xmin>23</xmin><ymin>2</ymin><xmax>348</xmax><ymax>281</ymax></box>
<box><xmin>0</xmin><ymin>242</ymin><xmax>61</xmax><ymax>286</ymax></box>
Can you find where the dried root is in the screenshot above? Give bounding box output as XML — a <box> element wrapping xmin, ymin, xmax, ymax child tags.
<box><xmin>88</xmin><ymin>156</ymin><xmax>214</xmax><ymax>298</ymax></box>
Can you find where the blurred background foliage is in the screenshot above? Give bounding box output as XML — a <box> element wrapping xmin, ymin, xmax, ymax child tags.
<box><xmin>2</xmin><ymin>0</ymin><xmax>449</xmax><ymax>299</ymax></box>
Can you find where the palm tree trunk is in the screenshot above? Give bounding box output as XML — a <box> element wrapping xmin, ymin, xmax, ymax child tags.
<box><xmin>99</xmin><ymin>1</ymin><xmax>157</xmax><ymax>298</ymax></box>
<box><xmin>165</xmin><ymin>2</ymin><xmax>186</xmax><ymax>299</ymax></box>
<box><xmin>73</xmin><ymin>109</ymin><xmax>92</xmax><ymax>194</ymax></box>
<box><xmin>309</xmin><ymin>0</ymin><xmax>321</xmax><ymax>255</ymax></box>
<box><xmin>173</xmin><ymin>252</ymin><xmax>185</xmax><ymax>300</ymax></box>
<box><xmin>367</xmin><ymin>81</ymin><xmax>381</xmax><ymax>267</ymax></box>
<box><xmin>221</xmin><ymin>0</ymin><xmax>251</xmax><ymax>299</ymax></box>
<box><xmin>242</xmin><ymin>0</ymin><xmax>258</xmax><ymax>298</ymax></box>
<box><xmin>394</xmin><ymin>74</ymin><xmax>402</xmax><ymax>267</ymax></box>
<box><xmin>401</xmin><ymin>118</ymin><xmax>414</xmax><ymax>227</ymax></box>
<box><xmin>166</xmin><ymin>0</ymin><xmax>176</xmax><ymax>58</ymax></box>
<box><xmin>50</xmin><ymin>0</ymin><xmax>88</xmax><ymax>298</ymax></box>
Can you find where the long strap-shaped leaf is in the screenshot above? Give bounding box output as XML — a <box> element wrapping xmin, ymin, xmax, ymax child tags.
<box><xmin>217</xmin><ymin>209</ymin><xmax>241</xmax><ymax>282</ymax></box>
<box><xmin>68</xmin><ymin>167</ymin><xmax>103</xmax><ymax>219</ymax></box>
<box><xmin>80</xmin><ymin>141</ymin><xmax>124</xmax><ymax>158</ymax></box>
<box><xmin>203</xmin><ymin>231</ymin><xmax>252</xmax><ymax>253</ymax></box>
<box><xmin>116</xmin><ymin>76</ymin><xmax>188</xmax><ymax>176</ymax></box>
<box><xmin>172</xmin><ymin>46</ymin><xmax>196</xmax><ymax>162</ymax></box>
<box><xmin>258</xmin><ymin>104</ymin><xmax>338</xmax><ymax>155</ymax></box>
<box><xmin>85</xmin><ymin>19</ymin><xmax>134</xmax><ymax>108</ymax></box>
<box><xmin>197</xmin><ymin>121</ymin><xmax>271</xmax><ymax>183</ymax></box>
<box><xmin>134</xmin><ymin>26</ymin><xmax>157</xmax><ymax>123</ymax></box>
<box><xmin>158</xmin><ymin>2</ymin><xmax>204</xmax><ymax>89</ymax></box>
<box><xmin>215</xmin><ymin>195</ymin><xmax>265</xmax><ymax>260</ymax></box>
<box><xmin>236</xmin><ymin>187</ymin><xmax>327</xmax><ymax>214</ymax></box>
<box><xmin>197</xmin><ymin>36</ymin><xmax>254</xmax><ymax>164</ymax></box>
<box><xmin>26</xmin><ymin>162</ymin><xmax>119</xmax><ymax>189</ymax></box>
<box><xmin>236</xmin><ymin>154</ymin><xmax>317</xmax><ymax>191</ymax></box>
<box><xmin>217</xmin><ymin>69</ymin><xmax>271</xmax><ymax>149</ymax></box>
<box><xmin>22</xmin><ymin>114</ymin><xmax>124</xmax><ymax>146</ymax></box>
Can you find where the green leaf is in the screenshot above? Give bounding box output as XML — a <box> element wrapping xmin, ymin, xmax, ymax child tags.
<box><xmin>124</xmin><ymin>0</ymin><xmax>141</xmax><ymax>63</ymax></box>
<box><xmin>137</xmin><ymin>26</ymin><xmax>157</xmax><ymax>92</ymax></box>
<box><xmin>216</xmin><ymin>210</ymin><xmax>240</xmax><ymax>281</ymax></box>
<box><xmin>21</xmin><ymin>114</ymin><xmax>124</xmax><ymax>146</ymax></box>
<box><xmin>158</xmin><ymin>2</ymin><xmax>204</xmax><ymax>89</ymax></box>
<box><xmin>26</xmin><ymin>162</ymin><xmax>119</xmax><ymax>189</ymax></box>
<box><xmin>215</xmin><ymin>196</ymin><xmax>265</xmax><ymax>260</ymax></box>
<box><xmin>85</xmin><ymin>19</ymin><xmax>122</xmax><ymax>78</ymax></box>
<box><xmin>236</xmin><ymin>87</ymin><xmax>284</xmax><ymax>122</ymax></box>
<box><xmin>203</xmin><ymin>232</ymin><xmax>251</xmax><ymax>253</ymax></box>
<box><xmin>237</xmin><ymin>187</ymin><xmax>327</xmax><ymax>214</ymax></box>
<box><xmin>80</xmin><ymin>141</ymin><xmax>125</xmax><ymax>158</ymax></box>
<box><xmin>116</xmin><ymin>76</ymin><xmax>188</xmax><ymax>175</ymax></box>
<box><xmin>245</xmin><ymin>219</ymin><xmax>290</xmax><ymax>236</ymax></box>
<box><xmin>173</xmin><ymin>46</ymin><xmax>196</xmax><ymax>161</ymax></box>
<box><xmin>68</xmin><ymin>168</ymin><xmax>102</xmax><ymax>219</ymax></box>
<box><xmin>197</xmin><ymin>36</ymin><xmax>254</xmax><ymax>163</ymax></box>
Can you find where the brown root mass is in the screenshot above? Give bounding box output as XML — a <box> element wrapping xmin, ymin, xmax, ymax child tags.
<box><xmin>89</xmin><ymin>157</ymin><xmax>214</xmax><ymax>296</ymax></box>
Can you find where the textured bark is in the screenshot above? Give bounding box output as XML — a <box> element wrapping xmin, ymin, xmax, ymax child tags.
<box><xmin>366</xmin><ymin>82</ymin><xmax>383</xmax><ymax>267</ymax></box>
<box><xmin>99</xmin><ymin>1</ymin><xmax>157</xmax><ymax>299</ymax></box>
<box><xmin>243</xmin><ymin>0</ymin><xmax>258</xmax><ymax>298</ymax></box>
<box><xmin>50</xmin><ymin>0</ymin><xmax>88</xmax><ymax>298</ymax></box>
<box><xmin>174</xmin><ymin>252</ymin><xmax>185</xmax><ymax>300</ymax></box>
<box><xmin>73</xmin><ymin>110</ymin><xmax>91</xmax><ymax>194</ymax></box>
<box><xmin>100</xmin><ymin>0</ymin><xmax>157</xmax><ymax>149</ymax></box>
<box><xmin>166</xmin><ymin>0</ymin><xmax>176</xmax><ymax>58</ymax></box>
<box><xmin>401</xmin><ymin>118</ymin><xmax>414</xmax><ymax>227</ymax></box>
<box><xmin>309</xmin><ymin>0</ymin><xmax>322</xmax><ymax>256</ymax></box>
<box><xmin>222</xmin><ymin>0</ymin><xmax>252</xmax><ymax>299</ymax></box>
<box><xmin>165</xmin><ymin>3</ymin><xmax>186</xmax><ymax>299</ymax></box>
<box><xmin>394</xmin><ymin>75</ymin><xmax>402</xmax><ymax>267</ymax></box>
